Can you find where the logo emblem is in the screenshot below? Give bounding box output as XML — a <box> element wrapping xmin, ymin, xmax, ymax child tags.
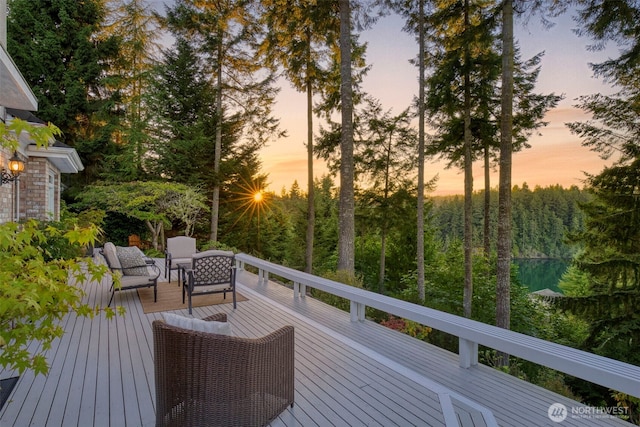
<box><xmin>548</xmin><ymin>403</ymin><xmax>568</xmax><ymax>422</ymax></box>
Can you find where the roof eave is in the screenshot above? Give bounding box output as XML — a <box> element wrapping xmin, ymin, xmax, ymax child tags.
<box><xmin>25</xmin><ymin>144</ymin><xmax>84</xmax><ymax>174</ymax></box>
<box><xmin>0</xmin><ymin>45</ymin><xmax>38</xmax><ymax>111</ymax></box>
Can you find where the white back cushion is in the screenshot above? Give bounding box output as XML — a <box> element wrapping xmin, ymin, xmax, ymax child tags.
<box><xmin>162</xmin><ymin>313</ymin><xmax>232</xmax><ymax>335</ymax></box>
<box><xmin>103</xmin><ymin>242</ymin><xmax>122</xmax><ymax>270</ymax></box>
<box><xmin>167</xmin><ymin>236</ymin><xmax>197</xmax><ymax>258</ymax></box>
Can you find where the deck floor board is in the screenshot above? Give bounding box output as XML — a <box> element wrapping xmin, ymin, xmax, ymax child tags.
<box><xmin>0</xmin><ymin>257</ymin><xmax>632</xmax><ymax>427</ymax></box>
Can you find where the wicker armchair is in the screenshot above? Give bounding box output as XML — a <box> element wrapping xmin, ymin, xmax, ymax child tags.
<box><xmin>153</xmin><ymin>313</ymin><xmax>295</xmax><ymax>427</ymax></box>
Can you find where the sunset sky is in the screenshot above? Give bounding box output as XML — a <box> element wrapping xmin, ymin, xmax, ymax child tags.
<box><xmin>259</xmin><ymin>10</ymin><xmax>618</xmax><ymax>196</ymax></box>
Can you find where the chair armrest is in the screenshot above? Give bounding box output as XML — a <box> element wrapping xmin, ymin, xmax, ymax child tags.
<box><xmin>117</xmin><ymin>262</ymin><xmax>161</xmax><ymax>280</ymax></box>
<box><xmin>148</xmin><ymin>263</ymin><xmax>161</xmax><ymax>280</ymax></box>
<box><xmin>203</xmin><ymin>313</ymin><xmax>228</xmax><ymax>323</ymax></box>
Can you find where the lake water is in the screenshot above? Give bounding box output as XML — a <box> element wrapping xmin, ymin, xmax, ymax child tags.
<box><xmin>514</xmin><ymin>258</ymin><xmax>570</xmax><ymax>293</ymax></box>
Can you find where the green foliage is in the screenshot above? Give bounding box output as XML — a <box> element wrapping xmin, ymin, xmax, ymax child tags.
<box><xmin>145</xmin><ymin>36</ymin><xmax>225</xmax><ymax>187</ymax></box>
<box><xmin>200</xmin><ymin>240</ymin><xmax>239</xmax><ymax>253</ymax></box>
<box><xmin>77</xmin><ymin>180</ymin><xmax>208</xmax><ymax>249</ymax></box>
<box><xmin>99</xmin><ymin>0</ymin><xmax>160</xmax><ymax>182</ymax></box>
<box><xmin>557</xmin><ymin>165</ymin><xmax>640</xmax><ymax>369</ymax></box>
<box><xmin>309</xmin><ymin>270</ymin><xmax>366</xmax><ymax>314</ymax></box>
<box><xmin>7</xmin><ymin>0</ymin><xmax>120</xmax><ymax>188</ymax></box>
<box><xmin>0</xmin><ymin>119</ymin><xmax>62</xmax><ymax>152</ymax></box>
<box><xmin>431</xmin><ymin>185</ymin><xmax>590</xmax><ymax>258</ymax></box>
<box><xmin>612</xmin><ymin>392</ymin><xmax>640</xmax><ymax>424</ymax></box>
<box><xmin>102</xmin><ymin>212</ymin><xmax>147</xmax><ymax>247</ymax></box>
<box><xmin>390</xmin><ymin>244</ymin><xmax>542</xmax><ymax>351</ymax></box>
<box><xmin>217</xmin><ymin>184</ymin><xmax>291</xmax><ymax>261</ymax></box>
<box><xmin>559</xmin><ymin>7</ymin><xmax>640</xmax><ymax>408</ymax></box>
<box><xmin>0</xmin><ymin>219</ymin><xmax>114</xmax><ymax>375</ymax></box>
<box><xmin>558</xmin><ymin>264</ymin><xmax>591</xmax><ymax>297</ymax></box>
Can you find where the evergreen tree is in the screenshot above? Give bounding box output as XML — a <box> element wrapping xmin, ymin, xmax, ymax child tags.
<box><xmin>313</xmin><ymin>176</ymin><xmax>340</xmax><ymax>273</ymax></box>
<box><xmin>163</xmin><ymin>0</ymin><xmax>282</xmax><ymax>242</ymax></box>
<box><xmin>354</xmin><ymin>97</ymin><xmax>419</xmax><ymax>292</ymax></box>
<box><xmin>101</xmin><ymin>0</ymin><xmax>161</xmax><ymax>181</ymax></box>
<box><xmin>561</xmin><ymin>0</ymin><xmax>640</xmax><ymax>370</ymax></box>
<box><xmin>390</xmin><ymin>0</ymin><xmax>435</xmax><ymax>302</ymax></box>
<box><xmin>146</xmin><ymin>37</ymin><xmax>222</xmax><ymax>185</ymax></box>
<box><xmin>260</xmin><ymin>0</ymin><xmax>339</xmax><ymax>274</ymax></box>
<box><xmin>423</xmin><ymin>0</ymin><xmax>499</xmax><ymax>318</ymax></box>
<box><xmin>7</xmin><ymin>0</ymin><xmax>120</xmax><ymax>189</ymax></box>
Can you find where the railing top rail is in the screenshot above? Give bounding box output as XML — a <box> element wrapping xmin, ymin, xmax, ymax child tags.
<box><xmin>235</xmin><ymin>253</ymin><xmax>640</xmax><ymax>398</ymax></box>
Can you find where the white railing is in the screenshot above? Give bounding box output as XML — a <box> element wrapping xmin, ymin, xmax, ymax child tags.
<box><xmin>235</xmin><ymin>253</ymin><xmax>640</xmax><ymax>399</ymax></box>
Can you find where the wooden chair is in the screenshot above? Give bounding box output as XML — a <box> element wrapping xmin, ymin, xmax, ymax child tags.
<box><xmin>153</xmin><ymin>313</ymin><xmax>295</xmax><ymax>427</ymax></box>
<box><xmin>183</xmin><ymin>250</ymin><xmax>236</xmax><ymax>314</ymax></box>
<box><xmin>164</xmin><ymin>236</ymin><xmax>196</xmax><ymax>282</ymax></box>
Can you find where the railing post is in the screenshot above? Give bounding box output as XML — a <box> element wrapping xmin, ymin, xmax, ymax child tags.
<box><xmin>293</xmin><ymin>282</ymin><xmax>307</xmax><ymax>299</ymax></box>
<box><xmin>258</xmin><ymin>268</ymin><xmax>269</xmax><ymax>285</ymax></box>
<box><xmin>350</xmin><ymin>301</ymin><xmax>365</xmax><ymax>322</ymax></box>
<box><xmin>458</xmin><ymin>337</ymin><xmax>478</xmax><ymax>368</ymax></box>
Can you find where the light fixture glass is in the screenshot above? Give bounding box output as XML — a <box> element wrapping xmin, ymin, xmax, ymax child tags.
<box><xmin>1</xmin><ymin>151</ymin><xmax>26</xmax><ymax>185</ymax></box>
<box><xmin>8</xmin><ymin>152</ymin><xmax>25</xmax><ymax>175</ymax></box>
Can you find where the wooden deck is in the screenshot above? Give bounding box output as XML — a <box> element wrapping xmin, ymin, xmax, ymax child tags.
<box><xmin>0</xmin><ymin>257</ymin><xmax>632</xmax><ymax>427</ymax></box>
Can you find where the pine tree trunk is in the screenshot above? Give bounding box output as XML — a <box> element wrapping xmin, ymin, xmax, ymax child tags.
<box><xmin>378</xmin><ymin>230</ymin><xmax>387</xmax><ymax>293</ymax></box>
<box><xmin>416</xmin><ymin>0</ymin><xmax>426</xmax><ymax>302</ymax></box>
<box><xmin>337</xmin><ymin>0</ymin><xmax>355</xmax><ymax>273</ymax></box>
<box><xmin>463</xmin><ymin>0</ymin><xmax>473</xmax><ymax>319</ymax></box>
<box><xmin>305</xmin><ymin>37</ymin><xmax>315</xmax><ymax>274</ymax></box>
<box><xmin>484</xmin><ymin>145</ymin><xmax>491</xmax><ymax>255</ymax></box>
<box><xmin>496</xmin><ymin>0</ymin><xmax>514</xmax><ymax>367</ymax></box>
<box><xmin>211</xmin><ymin>38</ymin><xmax>223</xmax><ymax>243</ymax></box>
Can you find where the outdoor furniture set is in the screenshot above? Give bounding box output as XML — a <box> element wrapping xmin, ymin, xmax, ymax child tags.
<box><xmin>102</xmin><ymin>237</ymin><xmax>295</xmax><ymax>426</ymax></box>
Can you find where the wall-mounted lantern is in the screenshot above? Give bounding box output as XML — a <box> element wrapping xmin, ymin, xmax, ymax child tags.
<box><xmin>1</xmin><ymin>152</ymin><xmax>25</xmax><ymax>185</ymax></box>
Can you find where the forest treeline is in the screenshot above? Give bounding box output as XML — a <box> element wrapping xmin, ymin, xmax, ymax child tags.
<box><xmin>431</xmin><ymin>184</ymin><xmax>590</xmax><ymax>258</ymax></box>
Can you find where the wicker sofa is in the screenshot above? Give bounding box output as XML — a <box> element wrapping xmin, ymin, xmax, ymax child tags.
<box><xmin>153</xmin><ymin>313</ymin><xmax>295</xmax><ymax>427</ymax></box>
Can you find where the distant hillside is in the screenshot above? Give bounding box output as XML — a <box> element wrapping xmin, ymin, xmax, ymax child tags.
<box><xmin>430</xmin><ymin>184</ymin><xmax>590</xmax><ymax>258</ymax></box>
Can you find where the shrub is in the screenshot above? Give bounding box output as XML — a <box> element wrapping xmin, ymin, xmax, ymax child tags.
<box><xmin>0</xmin><ymin>219</ymin><xmax>114</xmax><ymax>375</ymax></box>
